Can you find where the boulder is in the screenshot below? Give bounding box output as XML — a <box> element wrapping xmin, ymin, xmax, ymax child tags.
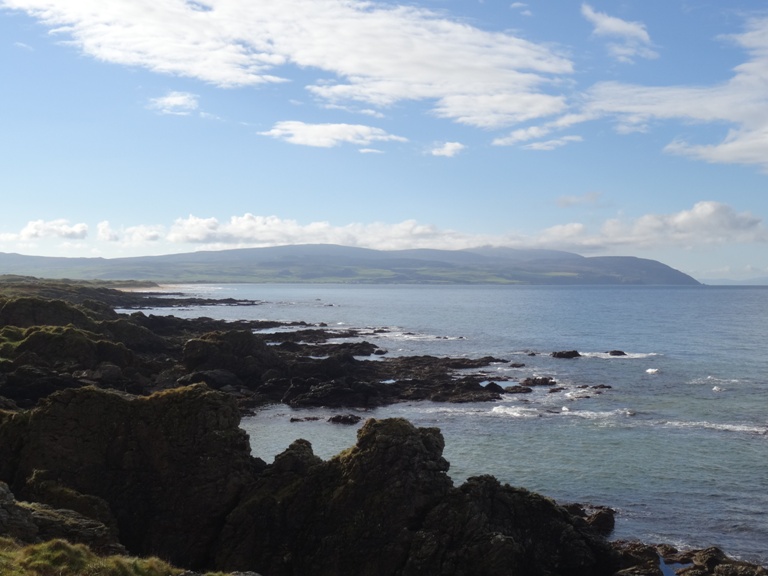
<box><xmin>328</xmin><ymin>414</ymin><xmax>363</xmax><ymax>425</ymax></box>
<box><xmin>552</xmin><ymin>350</ymin><xmax>581</xmax><ymax>359</ymax></box>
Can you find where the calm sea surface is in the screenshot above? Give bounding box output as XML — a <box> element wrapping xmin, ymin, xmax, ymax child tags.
<box><xmin>148</xmin><ymin>284</ymin><xmax>768</xmax><ymax>564</ymax></box>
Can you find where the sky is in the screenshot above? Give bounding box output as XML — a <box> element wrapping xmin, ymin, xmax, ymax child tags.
<box><xmin>2</xmin><ymin>1</ymin><xmax>768</xmax><ymax>281</ymax></box>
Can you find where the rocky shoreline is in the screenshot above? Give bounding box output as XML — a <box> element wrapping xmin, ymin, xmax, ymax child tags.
<box><xmin>0</xmin><ymin>277</ymin><xmax>765</xmax><ymax>575</ymax></box>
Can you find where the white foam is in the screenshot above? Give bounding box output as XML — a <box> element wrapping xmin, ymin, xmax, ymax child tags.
<box><xmin>565</xmin><ymin>408</ymin><xmax>637</xmax><ymax>420</ymax></box>
<box><xmin>664</xmin><ymin>420</ymin><xmax>767</xmax><ymax>435</ymax></box>
<box><xmin>646</xmin><ymin>368</ymin><xmax>660</xmax><ymax>374</ymax></box>
<box><xmin>490</xmin><ymin>405</ymin><xmax>541</xmax><ymax>418</ymax></box>
<box><xmin>580</xmin><ymin>351</ymin><xmax>660</xmax><ymax>360</ymax></box>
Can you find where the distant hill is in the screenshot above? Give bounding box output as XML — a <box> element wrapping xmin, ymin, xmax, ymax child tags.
<box><xmin>0</xmin><ymin>244</ymin><xmax>701</xmax><ymax>285</ymax></box>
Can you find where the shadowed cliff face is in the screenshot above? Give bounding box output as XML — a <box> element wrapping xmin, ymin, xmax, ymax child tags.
<box><xmin>0</xmin><ymin>385</ymin><xmax>619</xmax><ymax>575</ymax></box>
<box><xmin>0</xmin><ymin>384</ymin><xmax>260</xmax><ymax>567</ymax></box>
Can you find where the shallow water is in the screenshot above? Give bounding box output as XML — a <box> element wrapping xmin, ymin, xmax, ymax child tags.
<box><xmin>149</xmin><ymin>284</ymin><xmax>768</xmax><ymax>564</ymax></box>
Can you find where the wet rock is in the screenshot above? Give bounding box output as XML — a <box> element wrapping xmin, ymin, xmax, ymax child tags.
<box><xmin>504</xmin><ymin>385</ymin><xmax>533</xmax><ymax>394</ymax></box>
<box><xmin>520</xmin><ymin>376</ymin><xmax>558</xmax><ymax>387</ymax></box>
<box><xmin>483</xmin><ymin>381</ymin><xmax>505</xmax><ymax>393</ymax></box>
<box><xmin>328</xmin><ymin>414</ymin><xmax>363</xmax><ymax>425</ymax></box>
<box><xmin>608</xmin><ymin>350</ymin><xmax>627</xmax><ymax>356</ymax></box>
<box><xmin>552</xmin><ymin>350</ymin><xmax>581</xmax><ymax>359</ymax></box>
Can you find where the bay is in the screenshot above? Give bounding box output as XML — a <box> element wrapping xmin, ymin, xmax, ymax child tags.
<box><xmin>151</xmin><ymin>284</ymin><xmax>768</xmax><ymax>564</ymax></box>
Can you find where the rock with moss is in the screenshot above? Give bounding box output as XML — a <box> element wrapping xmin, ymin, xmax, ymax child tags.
<box><xmin>0</xmin><ymin>384</ymin><xmax>261</xmax><ymax>569</ymax></box>
<box><xmin>214</xmin><ymin>418</ymin><xmax>617</xmax><ymax>576</ymax></box>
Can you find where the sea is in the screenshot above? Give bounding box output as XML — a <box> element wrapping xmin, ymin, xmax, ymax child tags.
<box><xmin>143</xmin><ymin>283</ymin><xmax>768</xmax><ymax>565</ymax></box>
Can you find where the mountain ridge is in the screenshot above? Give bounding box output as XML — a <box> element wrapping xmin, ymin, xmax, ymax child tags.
<box><xmin>0</xmin><ymin>244</ymin><xmax>701</xmax><ymax>285</ymax></box>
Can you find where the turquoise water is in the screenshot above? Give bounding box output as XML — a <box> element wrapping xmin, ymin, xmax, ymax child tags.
<box><xmin>152</xmin><ymin>284</ymin><xmax>768</xmax><ymax>564</ymax></box>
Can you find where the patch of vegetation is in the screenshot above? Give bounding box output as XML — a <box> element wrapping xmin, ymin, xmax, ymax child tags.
<box><xmin>0</xmin><ymin>537</ymin><xmax>242</xmax><ymax>576</ymax></box>
<box><xmin>0</xmin><ymin>537</ymin><xmax>180</xmax><ymax>576</ymax></box>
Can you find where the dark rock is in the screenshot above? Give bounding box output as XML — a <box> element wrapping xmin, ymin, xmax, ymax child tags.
<box><xmin>403</xmin><ymin>475</ymin><xmax>618</xmax><ymax>576</ymax></box>
<box><xmin>509</xmin><ymin>362</ymin><xmax>526</xmax><ymax>368</ymax></box>
<box><xmin>183</xmin><ymin>330</ymin><xmax>283</xmax><ymax>385</ymax></box>
<box><xmin>608</xmin><ymin>350</ymin><xmax>628</xmax><ymax>356</ymax></box>
<box><xmin>0</xmin><ymin>297</ymin><xmax>99</xmax><ymax>330</ymax></box>
<box><xmin>552</xmin><ymin>350</ymin><xmax>581</xmax><ymax>359</ymax></box>
<box><xmin>328</xmin><ymin>414</ymin><xmax>363</xmax><ymax>425</ymax></box>
<box><xmin>21</xmin><ymin>502</ymin><xmax>126</xmax><ymax>555</ymax></box>
<box><xmin>520</xmin><ymin>376</ymin><xmax>557</xmax><ymax>387</ymax></box>
<box><xmin>504</xmin><ymin>385</ymin><xmax>533</xmax><ymax>394</ymax></box>
<box><xmin>0</xmin><ymin>395</ymin><xmax>18</xmax><ymax>411</ymax></box>
<box><xmin>612</xmin><ymin>542</ymin><xmax>768</xmax><ymax>576</ymax></box>
<box><xmin>0</xmin><ymin>384</ymin><xmax>260</xmax><ymax>569</ymax></box>
<box><xmin>586</xmin><ymin>507</ymin><xmax>616</xmax><ymax>536</ymax></box>
<box><xmin>178</xmin><ymin>368</ymin><xmax>244</xmax><ymax>391</ymax></box>
<box><xmin>0</xmin><ymin>481</ymin><xmax>38</xmax><ymax>542</ymax></box>
<box><xmin>0</xmin><ymin>366</ymin><xmax>84</xmax><ymax>409</ymax></box>
<box><xmin>483</xmin><ymin>381</ymin><xmax>505</xmax><ymax>393</ymax></box>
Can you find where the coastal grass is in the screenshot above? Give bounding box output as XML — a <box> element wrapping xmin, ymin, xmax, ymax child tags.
<box><xmin>0</xmin><ymin>537</ymin><xmax>231</xmax><ymax>576</ymax></box>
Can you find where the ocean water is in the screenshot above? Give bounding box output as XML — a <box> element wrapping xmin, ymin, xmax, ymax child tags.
<box><xmin>149</xmin><ymin>284</ymin><xmax>768</xmax><ymax>564</ymax></box>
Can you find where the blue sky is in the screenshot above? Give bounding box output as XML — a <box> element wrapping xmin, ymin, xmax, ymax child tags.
<box><xmin>1</xmin><ymin>0</ymin><xmax>768</xmax><ymax>281</ymax></box>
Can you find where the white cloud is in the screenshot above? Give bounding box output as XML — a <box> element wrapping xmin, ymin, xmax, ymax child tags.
<box><xmin>522</xmin><ymin>135</ymin><xmax>582</xmax><ymax>150</ymax></box>
<box><xmin>148</xmin><ymin>91</ymin><xmax>199</xmax><ymax>115</ymax></box>
<box><xmin>6</xmin><ymin>202</ymin><xmax>764</xmax><ymax>262</ymax></box>
<box><xmin>581</xmin><ymin>4</ymin><xmax>657</xmax><ymax>63</ymax></box>
<box><xmin>165</xmin><ymin>213</ymin><xmax>509</xmax><ymax>250</ymax></box>
<box><xmin>580</xmin><ymin>16</ymin><xmax>768</xmax><ymax>168</ymax></box>
<box><xmin>493</xmin><ymin>125</ymin><xmax>552</xmax><ymax>146</ymax></box>
<box><xmin>19</xmin><ymin>219</ymin><xmax>88</xmax><ymax>240</ymax></box>
<box><xmin>122</xmin><ymin>224</ymin><xmax>164</xmax><ymax>244</ymax></box>
<box><xmin>259</xmin><ymin>121</ymin><xmax>407</xmax><ymax>148</ymax></box>
<box><xmin>97</xmin><ymin>221</ymin><xmax>120</xmax><ymax>241</ymax></box>
<box><xmin>429</xmin><ymin>142</ymin><xmax>465</xmax><ymax>157</ymax></box>
<box><xmin>157</xmin><ymin>202</ymin><xmax>767</xmax><ymax>254</ymax></box>
<box><xmin>3</xmin><ymin>0</ymin><xmax>572</xmax><ymax>129</ymax></box>
<box><xmin>599</xmin><ymin>201</ymin><xmax>767</xmax><ymax>248</ymax></box>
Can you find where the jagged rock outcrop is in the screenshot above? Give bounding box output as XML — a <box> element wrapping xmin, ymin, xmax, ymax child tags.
<box><xmin>1</xmin><ymin>385</ymin><xmax>765</xmax><ymax>574</ymax></box>
<box><xmin>183</xmin><ymin>329</ymin><xmax>284</xmax><ymax>386</ymax></box>
<box><xmin>0</xmin><ymin>384</ymin><xmax>261</xmax><ymax>568</ymax></box>
<box><xmin>1</xmin><ymin>385</ymin><xmax>619</xmax><ymax>574</ymax></box>
<box><xmin>611</xmin><ymin>542</ymin><xmax>768</xmax><ymax>576</ymax></box>
<box><xmin>0</xmin><ymin>481</ymin><xmax>124</xmax><ymax>555</ymax></box>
